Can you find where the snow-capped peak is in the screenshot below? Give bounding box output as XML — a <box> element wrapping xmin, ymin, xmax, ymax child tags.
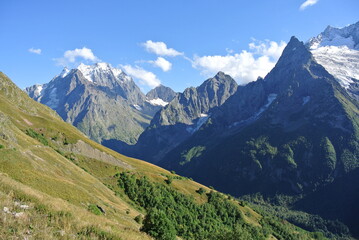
<box><xmin>60</xmin><ymin>67</ymin><xmax>70</xmax><ymax>78</ymax></box>
<box><xmin>308</xmin><ymin>21</ymin><xmax>359</xmax><ymax>89</ymax></box>
<box><xmin>76</xmin><ymin>62</ymin><xmax>124</xmax><ymax>83</ymax></box>
<box><xmin>96</xmin><ymin>62</ymin><xmax>112</xmax><ymax>71</ymax></box>
<box><xmin>308</xmin><ymin>21</ymin><xmax>359</xmax><ymax>50</ymax></box>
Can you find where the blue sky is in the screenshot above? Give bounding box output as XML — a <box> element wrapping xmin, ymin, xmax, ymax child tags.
<box><xmin>0</xmin><ymin>0</ymin><xmax>358</xmax><ymax>93</ymax></box>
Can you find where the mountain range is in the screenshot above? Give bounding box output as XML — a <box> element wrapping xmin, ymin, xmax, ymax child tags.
<box><xmin>22</xmin><ymin>21</ymin><xmax>359</xmax><ymax>238</ymax></box>
<box><xmin>111</xmin><ymin>22</ymin><xmax>359</xmax><ymax>237</ymax></box>
<box><xmin>105</xmin><ymin>71</ymin><xmax>238</xmax><ymax>163</ymax></box>
<box><xmin>0</xmin><ymin>71</ymin><xmax>322</xmax><ymax>239</ymax></box>
<box><xmin>26</xmin><ymin>63</ymin><xmax>176</xmax><ymax>145</ymax></box>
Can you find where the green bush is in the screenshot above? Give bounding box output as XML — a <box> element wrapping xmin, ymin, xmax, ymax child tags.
<box><xmin>88</xmin><ymin>204</ymin><xmax>102</xmax><ymax>216</ymax></box>
<box><xmin>320</xmin><ymin>137</ymin><xmax>337</xmax><ymax>172</ymax></box>
<box><xmin>165</xmin><ymin>176</ymin><xmax>173</xmax><ymax>185</ymax></box>
<box><xmin>134</xmin><ymin>214</ymin><xmax>144</xmax><ymax>224</ymax></box>
<box><xmin>141</xmin><ymin>209</ymin><xmax>176</xmax><ymax>240</ymax></box>
<box><xmin>196</xmin><ymin>187</ymin><xmax>205</xmax><ymax>195</ymax></box>
<box><xmin>25</xmin><ymin>128</ymin><xmax>48</xmax><ymax>146</ymax></box>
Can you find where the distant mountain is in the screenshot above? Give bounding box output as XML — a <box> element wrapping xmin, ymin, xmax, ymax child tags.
<box><xmin>111</xmin><ymin>72</ymin><xmax>238</xmax><ymax>163</ymax></box>
<box><xmin>26</xmin><ymin>63</ymin><xmax>169</xmax><ymax>144</ymax></box>
<box><xmin>146</xmin><ymin>84</ymin><xmax>177</xmax><ymax>104</ymax></box>
<box><xmin>307</xmin><ymin>21</ymin><xmax>359</xmax><ymax>100</ymax></box>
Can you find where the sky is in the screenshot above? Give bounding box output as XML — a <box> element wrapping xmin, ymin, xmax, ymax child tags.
<box><xmin>0</xmin><ymin>0</ymin><xmax>358</xmax><ymax>93</ymax></box>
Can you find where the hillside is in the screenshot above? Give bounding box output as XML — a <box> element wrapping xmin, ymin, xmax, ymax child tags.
<box><xmin>0</xmin><ymin>72</ymin><xmax>322</xmax><ymax>239</ymax></box>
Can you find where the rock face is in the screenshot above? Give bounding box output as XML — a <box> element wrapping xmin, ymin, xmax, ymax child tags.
<box><xmin>159</xmin><ymin>37</ymin><xmax>359</xmax><ymax>199</ymax></box>
<box><xmin>146</xmin><ymin>84</ymin><xmax>177</xmax><ymax>103</ymax></box>
<box><xmin>113</xmin><ymin>72</ymin><xmax>238</xmax><ymax>163</ymax></box>
<box><xmin>25</xmin><ymin>63</ymin><xmax>168</xmax><ymax>144</ymax></box>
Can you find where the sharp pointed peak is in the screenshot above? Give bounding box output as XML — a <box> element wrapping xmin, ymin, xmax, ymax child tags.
<box><xmin>279</xmin><ymin>36</ymin><xmax>310</xmax><ymax>59</ymax></box>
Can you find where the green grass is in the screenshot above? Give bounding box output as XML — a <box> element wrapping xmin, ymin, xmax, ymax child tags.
<box><xmin>0</xmin><ymin>187</ymin><xmax>119</xmax><ymax>240</ymax></box>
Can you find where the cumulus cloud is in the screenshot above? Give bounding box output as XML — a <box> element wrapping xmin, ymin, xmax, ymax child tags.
<box><xmin>149</xmin><ymin>57</ymin><xmax>172</xmax><ymax>72</ymax></box>
<box><xmin>249</xmin><ymin>40</ymin><xmax>286</xmax><ymax>59</ymax></box>
<box><xmin>192</xmin><ymin>40</ymin><xmax>286</xmax><ymax>85</ymax></box>
<box><xmin>28</xmin><ymin>48</ymin><xmax>42</xmax><ymax>54</ymax></box>
<box><xmin>54</xmin><ymin>47</ymin><xmax>99</xmax><ymax>66</ymax></box>
<box><xmin>142</xmin><ymin>40</ymin><xmax>183</xmax><ymax>57</ymax></box>
<box><xmin>299</xmin><ymin>0</ymin><xmax>319</xmax><ymax>10</ymax></box>
<box><xmin>121</xmin><ymin>64</ymin><xmax>161</xmax><ymax>88</ymax></box>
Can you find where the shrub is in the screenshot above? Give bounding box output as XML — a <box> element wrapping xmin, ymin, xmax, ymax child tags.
<box><xmin>88</xmin><ymin>204</ymin><xmax>102</xmax><ymax>215</ymax></box>
<box><xmin>196</xmin><ymin>187</ymin><xmax>205</xmax><ymax>195</ymax></box>
<box><xmin>165</xmin><ymin>176</ymin><xmax>173</xmax><ymax>185</ymax></box>
<box><xmin>134</xmin><ymin>214</ymin><xmax>144</xmax><ymax>224</ymax></box>
<box><xmin>25</xmin><ymin>128</ymin><xmax>48</xmax><ymax>146</ymax></box>
<box><xmin>141</xmin><ymin>208</ymin><xmax>176</xmax><ymax>240</ymax></box>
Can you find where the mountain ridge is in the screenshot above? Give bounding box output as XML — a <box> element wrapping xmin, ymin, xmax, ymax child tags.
<box><xmin>109</xmin><ymin>71</ymin><xmax>238</xmax><ymax>163</ymax></box>
<box><xmin>307</xmin><ymin>21</ymin><xmax>359</xmax><ymax>100</ymax></box>
<box><xmin>25</xmin><ymin>63</ymin><xmax>174</xmax><ymax>144</ymax></box>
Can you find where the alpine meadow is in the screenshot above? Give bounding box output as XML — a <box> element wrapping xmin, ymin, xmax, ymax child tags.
<box><xmin>1</xmin><ymin>1</ymin><xmax>359</xmax><ymax>239</ymax></box>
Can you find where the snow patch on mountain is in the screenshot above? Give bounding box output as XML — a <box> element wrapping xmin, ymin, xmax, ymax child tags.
<box><xmin>255</xmin><ymin>93</ymin><xmax>277</xmax><ymax>117</ymax></box>
<box><xmin>60</xmin><ymin>67</ymin><xmax>70</xmax><ymax>78</ymax></box>
<box><xmin>25</xmin><ymin>83</ymin><xmax>47</xmax><ymax>101</ymax></box>
<box><xmin>186</xmin><ymin>114</ymin><xmax>210</xmax><ymax>134</ymax></box>
<box><xmin>146</xmin><ymin>98</ymin><xmax>169</xmax><ymax>107</ymax></box>
<box><xmin>77</xmin><ymin>62</ymin><xmax>124</xmax><ymax>83</ymax></box>
<box><xmin>311</xmin><ymin>46</ymin><xmax>359</xmax><ymax>88</ymax></box>
<box><xmin>45</xmin><ymin>87</ymin><xmax>59</xmax><ymax>109</ymax></box>
<box><xmin>309</xmin><ymin>33</ymin><xmax>356</xmax><ymax>50</ymax></box>
<box><xmin>308</xmin><ymin>22</ymin><xmax>359</xmax><ymax>88</ymax></box>
<box><xmin>308</xmin><ymin>22</ymin><xmax>359</xmax><ymax>50</ymax></box>
<box><xmin>230</xmin><ymin>93</ymin><xmax>277</xmax><ymax>128</ymax></box>
<box><xmin>33</xmin><ymin>84</ymin><xmax>45</xmax><ymax>98</ymax></box>
<box><xmin>133</xmin><ymin>104</ymin><xmax>142</xmax><ymax>111</ymax></box>
<box><xmin>34</xmin><ymin>85</ymin><xmax>43</xmax><ymax>96</ymax></box>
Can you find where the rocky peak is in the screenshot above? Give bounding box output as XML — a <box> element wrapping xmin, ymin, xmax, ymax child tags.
<box><xmin>276</xmin><ymin>36</ymin><xmax>312</xmax><ymax>67</ymax></box>
<box><xmin>151</xmin><ymin>72</ymin><xmax>238</xmax><ymax>127</ymax></box>
<box><xmin>146</xmin><ymin>84</ymin><xmax>177</xmax><ymax>102</ymax></box>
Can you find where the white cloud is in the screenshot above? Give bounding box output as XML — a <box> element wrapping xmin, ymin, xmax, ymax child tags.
<box><xmin>28</xmin><ymin>48</ymin><xmax>41</xmax><ymax>54</ymax></box>
<box><xmin>121</xmin><ymin>64</ymin><xmax>161</xmax><ymax>88</ymax></box>
<box><xmin>299</xmin><ymin>0</ymin><xmax>319</xmax><ymax>10</ymax></box>
<box><xmin>192</xmin><ymin>40</ymin><xmax>286</xmax><ymax>85</ymax></box>
<box><xmin>249</xmin><ymin>40</ymin><xmax>286</xmax><ymax>59</ymax></box>
<box><xmin>142</xmin><ymin>40</ymin><xmax>183</xmax><ymax>57</ymax></box>
<box><xmin>149</xmin><ymin>57</ymin><xmax>172</xmax><ymax>72</ymax></box>
<box><xmin>54</xmin><ymin>47</ymin><xmax>99</xmax><ymax>66</ymax></box>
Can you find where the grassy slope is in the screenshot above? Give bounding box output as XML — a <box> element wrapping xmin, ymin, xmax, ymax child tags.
<box><xmin>0</xmin><ymin>72</ymin><xmax>318</xmax><ymax>239</ymax></box>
